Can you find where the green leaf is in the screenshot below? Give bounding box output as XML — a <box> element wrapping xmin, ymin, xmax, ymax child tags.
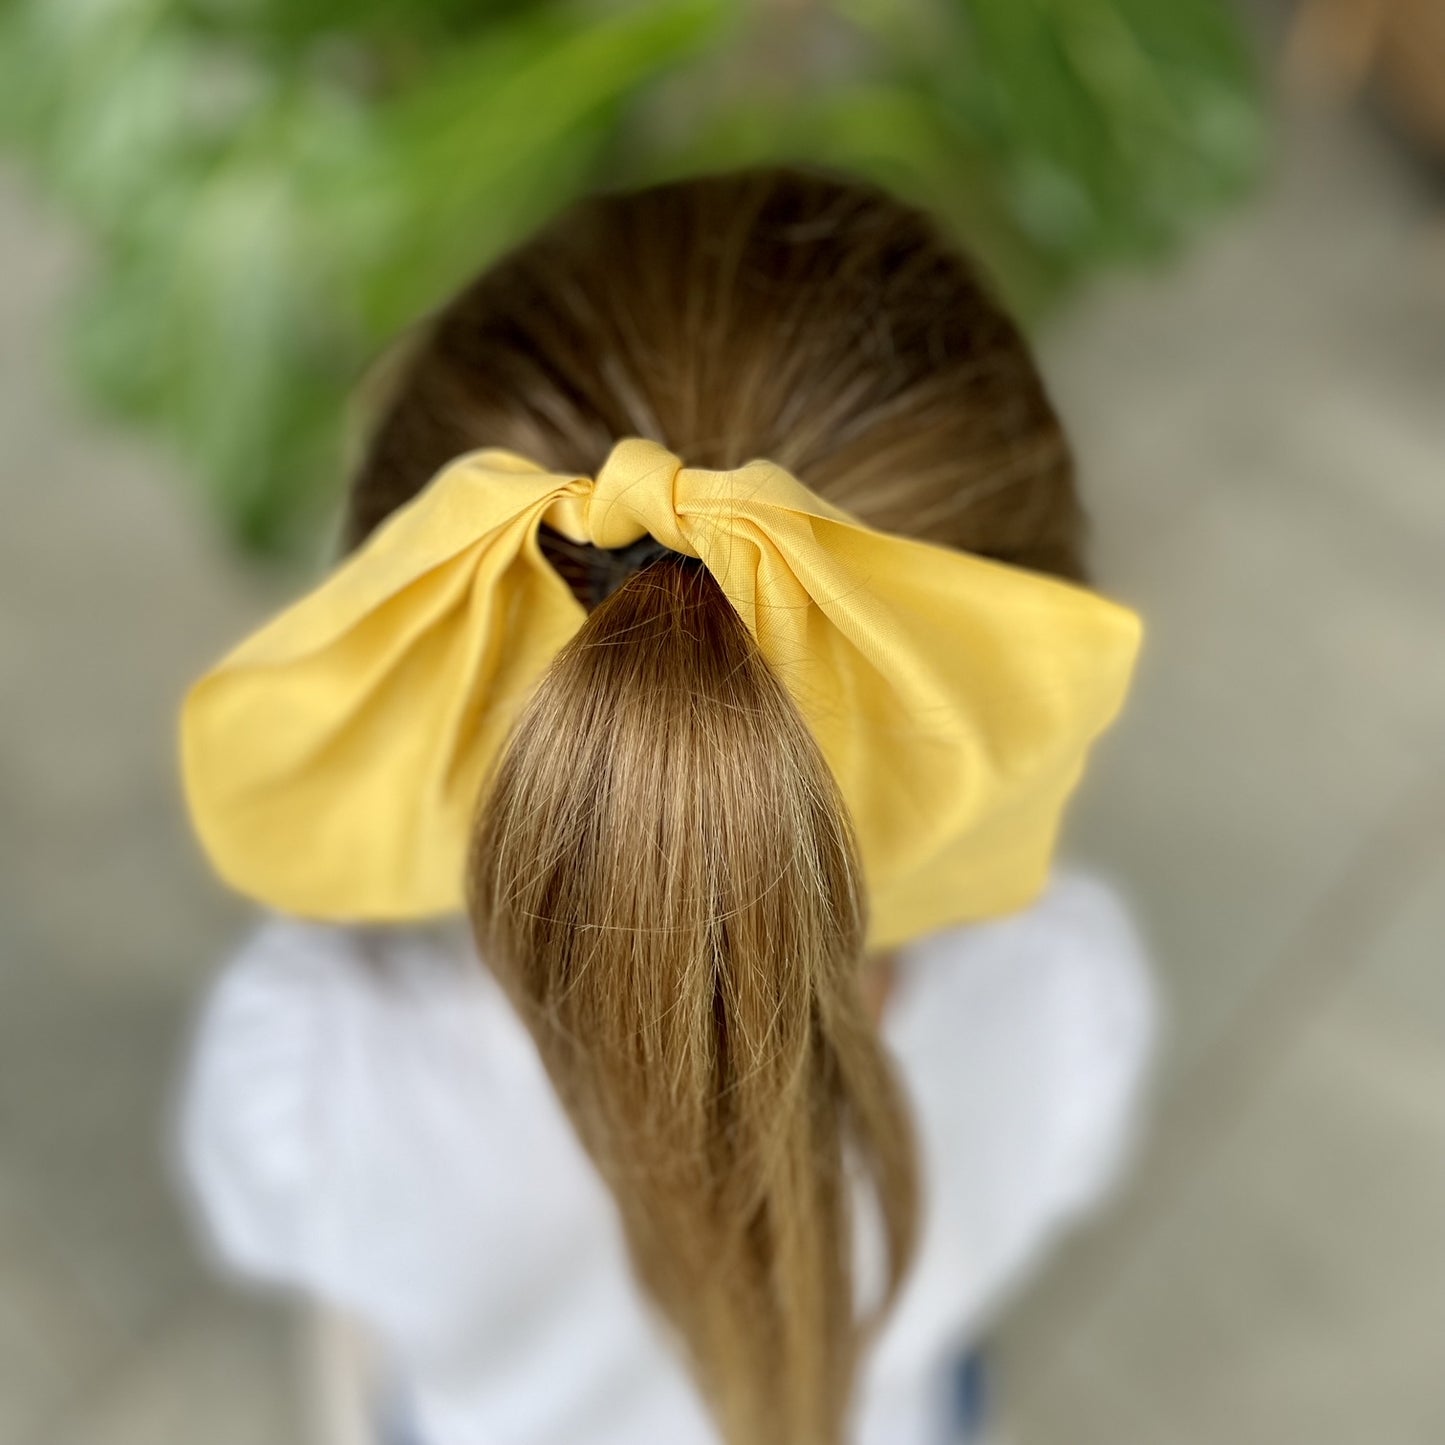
<box><xmin>0</xmin><ymin>0</ymin><xmax>1265</xmax><ymax>554</ymax></box>
<box><xmin>347</xmin><ymin>0</ymin><xmax>732</xmax><ymax>331</ymax></box>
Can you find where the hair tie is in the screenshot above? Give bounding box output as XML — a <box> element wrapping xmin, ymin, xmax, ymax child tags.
<box><xmin>180</xmin><ymin>438</ymin><xmax>1141</xmax><ymax>949</ymax></box>
<box><xmin>587</xmin><ymin>534</ymin><xmax>680</xmax><ymax>604</ymax></box>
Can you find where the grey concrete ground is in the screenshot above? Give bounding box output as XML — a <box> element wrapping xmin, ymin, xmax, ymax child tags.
<box><xmin>1</xmin><ymin>98</ymin><xmax>1442</xmax><ymax>1444</ymax></box>
<box><xmin>1002</xmin><ymin>101</ymin><xmax>1445</xmax><ymax>1445</ymax></box>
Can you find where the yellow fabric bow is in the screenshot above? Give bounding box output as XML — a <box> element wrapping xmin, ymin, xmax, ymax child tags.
<box><xmin>181</xmin><ymin>438</ymin><xmax>1140</xmax><ymax>949</ymax></box>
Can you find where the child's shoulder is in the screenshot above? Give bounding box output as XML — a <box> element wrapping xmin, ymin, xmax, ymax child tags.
<box><xmin>894</xmin><ymin>869</ymin><xmax>1155</xmax><ymax>1038</ymax></box>
<box><xmin>888</xmin><ymin>868</ymin><xmax>1158</xmax><ymax>1246</ymax></box>
<box><xmin>214</xmin><ymin>911</ymin><xmax>477</xmax><ymax>991</ymax></box>
<box><xmin>177</xmin><ymin>914</ymin><xmax>577</xmax><ymax>1287</ymax></box>
<box><xmin>202</xmin><ymin>913</ymin><xmax>522</xmax><ymax>1046</ymax></box>
<box><xmin>189</xmin><ymin>913</ymin><xmax>551</xmax><ymax>1131</ymax></box>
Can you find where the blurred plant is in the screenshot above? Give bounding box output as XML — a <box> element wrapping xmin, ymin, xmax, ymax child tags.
<box><xmin>0</xmin><ymin>0</ymin><xmax>1265</xmax><ymax>553</ymax></box>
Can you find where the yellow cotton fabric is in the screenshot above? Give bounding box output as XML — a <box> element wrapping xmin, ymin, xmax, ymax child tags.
<box><xmin>181</xmin><ymin>438</ymin><xmax>1141</xmax><ymax>950</ymax></box>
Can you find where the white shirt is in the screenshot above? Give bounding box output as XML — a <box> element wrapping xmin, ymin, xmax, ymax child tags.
<box><xmin>177</xmin><ymin>872</ymin><xmax>1156</xmax><ymax>1445</ymax></box>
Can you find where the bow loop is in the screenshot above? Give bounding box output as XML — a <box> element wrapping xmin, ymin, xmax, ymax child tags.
<box><xmin>541</xmin><ymin>440</ymin><xmax>696</xmax><ymax>556</ymax></box>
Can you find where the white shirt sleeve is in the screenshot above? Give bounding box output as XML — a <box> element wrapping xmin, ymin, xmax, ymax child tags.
<box><xmin>866</xmin><ymin>870</ymin><xmax>1159</xmax><ymax>1390</ymax></box>
<box><xmin>175</xmin><ymin>917</ymin><xmax>357</xmax><ymax>1290</ymax></box>
<box><xmin>1024</xmin><ymin>872</ymin><xmax>1160</xmax><ymax>1222</ymax></box>
<box><xmin>174</xmin><ymin>915</ymin><xmax>623</xmax><ymax>1357</ymax></box>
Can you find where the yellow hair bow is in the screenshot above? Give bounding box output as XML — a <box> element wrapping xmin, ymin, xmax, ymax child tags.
<box><xmin>181</xmin><ymin>438</ymin><xmax>1140</xmax><ymax>949</ymax></box>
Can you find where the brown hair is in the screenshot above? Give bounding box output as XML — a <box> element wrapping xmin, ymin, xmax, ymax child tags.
<box><xmin>348</xmin><ymin>168</ymin><xmax>1083</xmax><ymax>1445</ymax></box>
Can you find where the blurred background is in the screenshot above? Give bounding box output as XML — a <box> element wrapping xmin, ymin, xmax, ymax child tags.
<box><xmin>0</xmin><ymin>0</ymin><xmax>1441</xmax><ymax>1440</ymax></box>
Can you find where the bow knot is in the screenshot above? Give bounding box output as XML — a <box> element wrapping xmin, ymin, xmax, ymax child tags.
<box><xmin>544</xmin><ymin>439</ymin><xmax>696</xmax><ymax>556</ymax></box>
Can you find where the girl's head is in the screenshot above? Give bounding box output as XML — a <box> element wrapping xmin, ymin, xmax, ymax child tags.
<box><xmin>348</xmin><ymin>169</ymin><xmax>1082</xmax><ymax>1445</ymax></box>
<box><xmin>349</xmin><ymin>168</ymin><xmax>1081</xmax><ymax>576</ymax></box>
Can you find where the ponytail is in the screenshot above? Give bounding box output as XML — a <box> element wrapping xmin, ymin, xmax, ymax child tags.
<box><xmin>469</xmin><ymin>556</ymin><xmax>918</xmax><ymax>1445</ymax></box>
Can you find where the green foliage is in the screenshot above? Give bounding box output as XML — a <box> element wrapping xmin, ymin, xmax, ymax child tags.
<box><xmin>0</xmin><ymin>0</ymin><xmax>1265</xmax><ymax>554</ymax></box>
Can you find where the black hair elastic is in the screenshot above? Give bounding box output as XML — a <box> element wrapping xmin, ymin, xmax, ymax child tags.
<box><xmin>589</xmin><ymin>535</ymin><xmax>682</xmax><ymax>605</ymax></box>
